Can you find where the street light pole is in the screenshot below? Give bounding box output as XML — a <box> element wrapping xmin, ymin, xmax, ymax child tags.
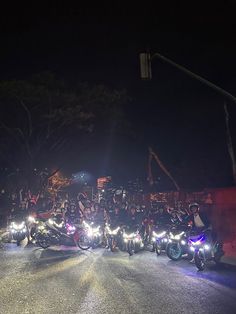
<box><xmin>140</xmin><ymin>51</ymin><xmax>236</xmax><ymax>185</ymax></box>
<box><xmin>140</xmin><ymin>51</ymin><xmax>236</xmax><ymax>104</ymax></box>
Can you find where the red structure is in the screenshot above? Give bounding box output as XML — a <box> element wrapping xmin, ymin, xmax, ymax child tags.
<box><xmin>147</xmin><ymin>187</ymin><xmax>236</xmax><ymax>259</ymax></box>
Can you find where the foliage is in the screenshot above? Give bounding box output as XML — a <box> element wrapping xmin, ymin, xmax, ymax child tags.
<box><xmin>0</xmin><ymin>72</ymin><xmax>129</xmax><ymax>191</ymax></box>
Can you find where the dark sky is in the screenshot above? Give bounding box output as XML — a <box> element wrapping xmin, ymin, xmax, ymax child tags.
<box><xmin>1</xmin><ymin>2</ymin><xmax>236</xmax><ymax>189</ymax></box>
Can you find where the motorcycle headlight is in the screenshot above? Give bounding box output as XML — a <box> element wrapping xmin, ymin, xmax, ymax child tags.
<box><xmin>153</xmin><ymin>231</ymin><xmax>166</xmax><ymax>238</ymax></box>
<box><xmin>170</xmin><ymin>231</ymin><xmax>185</xmax><ymax>240</ymax></box>
<box><xmin>12</xmin><ymin>221</ymin><xmax>25</xmax><ymax>230</ymax></box>
<box><xmin>38</xmin><ymin>225</ymin><xmax>45</xmax><ymax>231</ymax></box>
<box><xmin>55</xmin><ymin>221</ymin><xmax>64</xmax><ymax>228</ymax></box>
<box><xmin>123</xmin><ymin>232</ymin><xmax>136</xmax><ymax>239</ymax></box>
<box><xmin>181</xmin><ymin>240</ymin><xmax>186</xmax><ymax>245</ymax></box>
<box><xmin>86</xmin><ymin>229</ymin><xmax>93</xmax><ymax>237</ymax></box>
<box><xmin>110</xmin><ymin>227</ymin><xmax>120</xmax><ymax>235</ymax></box>
<box><xmin>28</xmin><ymin>216</ymin><xmax>36</xmax><ymax>223</ymax></box>
<box><xmin>106</xmin><ymin>226</ymin><xmax>111</xmax><ymax>234</ymax></box>
<box><xmin>83</xmin><ymin>221</ymin><xmax>90</xmax><ymax>228</ymax></box>
<box><xmin>204</xmin><ymin>244</ymin><xmax>210</xmax><ymax>250</ymax></box>
<box><xmin>48</xmin><ymin>218</ymin><xmax>54</xmax><ymax>225</ymax></box>
<box><xmin>67</xmin><ymin>224</ymin><xmax>76</xmax><ymax>232</ymax></box>
<box><xmin>93</xmin><ymin>226</ymin><xmax>100</xmax><ymax>233</ymax></box>
<box><xmin>191</xmin><ymin>240</ymin><xmax>202</xmax><ymax>246</ymax></box>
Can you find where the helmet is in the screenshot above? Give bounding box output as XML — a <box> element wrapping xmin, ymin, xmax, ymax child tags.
<box><xmin>189</xmin><ymin>203</ymin><xmax>199</xmax><ymax>212</ymax></box>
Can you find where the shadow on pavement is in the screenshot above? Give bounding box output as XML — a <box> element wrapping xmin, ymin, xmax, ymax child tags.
<box><xmin>31</xmin><ymin>246</ymin><xmax>89</xmax><ymax>269</ymax></box>
<box><xmin>167</xmin><ymin>258</ymin><xmax>236</xmax><ymax>289</ymax></box>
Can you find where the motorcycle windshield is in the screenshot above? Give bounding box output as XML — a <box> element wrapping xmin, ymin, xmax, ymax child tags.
<box><xmin>189</xmin><ymin>234</ymin><xmax>205</xmax><ymax>243</ymax></box>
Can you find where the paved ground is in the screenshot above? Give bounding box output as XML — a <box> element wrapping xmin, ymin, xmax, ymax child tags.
<box><xmin>0</xmin><ymin>243</ymin><xmax>236</xmax><ymax>314</ymax></box>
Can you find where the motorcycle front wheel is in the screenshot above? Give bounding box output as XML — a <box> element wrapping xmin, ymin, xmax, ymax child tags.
<box><xmin>155</xmin><ymin>241</ymin><xmax>162</xmax><ymax>256</ymax></box>
<box><xmin>127</xmin><ymin>240</ymin><xmax>135</xmax><ymax>256</ymax></box>
<box><xmin>214</xmin><ymin>242</ymin><xmax>224</xmax><ymax>265</ymax></box>
<box><xmin>76</xmin><ymin>232</ymin><xmax>91</xmax><ymax>250</ymax></box>
<box><xmin>38</xmin><ymin>237</ymin><xmax>50</xmax><ymax>249</ymax></box>
<box><xmin>166</xmin><ymin>242</ymin><xmax>182</xmax><ymax>261</ymax></box>
<box><xmin>194</xmin><ymin>250</ymin><xmax>206</xmax><ymax>271</ymax></box>
<box><xmin>108</xmin><ymin>238</ymin><xmax>117</xmax><ymax>252</ymax></box>
<box><xmin>134</xmin><ymin>242</ymin><xmax>141</xmax><ymax>253</ymax></box>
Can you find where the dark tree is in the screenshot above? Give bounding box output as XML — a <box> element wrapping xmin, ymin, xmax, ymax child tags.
<box><xmin>0</xmin><ymin>72</ymin><xmax>128</xmax><ymax>191</ymax></box>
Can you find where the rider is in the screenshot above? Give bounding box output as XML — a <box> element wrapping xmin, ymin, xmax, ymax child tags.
<box><xmin>188</xmin><ymin>203</ymin><xmax>213</xmax><ymax>261</ymax></box>
<box><xmin>109</xmin><ymin>205</ymin><xmax>125</xmax><ymax>227</ymax></box>
<box><xmin>64</xmin><ymin>200</ymin><xmax>82</xmax><ymax>224</ymax></box>
<box><xmin>93</xmin><ymin>203</ymin><xmax>105</xmax><ymax>226</ymax></box>
<box><xmin>125</xmin><ymin>204</ymin><xmax>143</xmax><ymax>233</ymax></box>
<box><xmin>188</xmin><ymin>203</ymin><xmax>211</xmax><ymax>231</ymax></box>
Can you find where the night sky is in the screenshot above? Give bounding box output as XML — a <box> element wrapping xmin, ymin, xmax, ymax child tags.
<box><xmin>1</xmin><ymin>2</ymin><xmax>236</xmax><ymax>190</ymax></box>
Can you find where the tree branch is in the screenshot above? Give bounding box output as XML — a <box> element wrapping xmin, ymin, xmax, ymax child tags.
<box><xmin>19</xmin><ymin>100</ymin><xmax>33</xmax><ymax>137</ymax></box>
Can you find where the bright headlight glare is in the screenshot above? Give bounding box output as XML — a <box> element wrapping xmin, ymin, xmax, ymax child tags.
<box><xmin>48</xmin><ymin>219</ymin><xmax>54</xmax><ymax>225</ymax></box>
<box><xmin>170</xmin><ymin>231</ymin><xmax>185</xmax><ymax>240</ymax></box>
<box><xmin>153</xmin><ymin>231</ymin><xmax>166</xmax><ymax>238</ymax></box>
<box><xmin>55</xmin><ymin>222</ymin><xmax>64</xmax><ymax>228</ymax></box>
<box><xmin>193</xmin><ymin>240</ymin><xmax>201</xmax><ymax>246</ymax></box>
<box><xmin>12</xmin><ymin>222</ymin><xmax>25</xmax><ymax>230</ymax></box>
<box><xmin>110</xmin><ymin>227</ymin><xmax>120</xmax><ymax>235</ymax></box>
<box><xmin>190</xmin><ymin>246</ymin><xmax>195</xmax><ymax>252</ymax></box>
<box><xmin>87</xmin><ymin>230</ymin><xmax>93</xmax><ymax>237</ymax></box>
<box><xmin>28</xmin><ymin>216</ymin><xmax>35</xmax><ymax>223</ymax></box>
<box><xmin>83</xmin><ymin>221</ymin><xmax>90</xmax><ymax>228</ymax></box>
<box><xmin>204</xmin><ymin>244</ymin><xmax>210</xmax><ymax>250</ymax></box>
<box><xmin>181</xmin><ymin>240</ymin><xmax>186</xmax><ymax>245</ymax></box>
<box><xmin>93</xmin><ymin>226</ymin><xmax>100</xmax><ymax>233</ymax></box>
<box><xmin>123</xmin><ymin>232</ymin><xmax>136</xmax><ymax>239</ymax></box>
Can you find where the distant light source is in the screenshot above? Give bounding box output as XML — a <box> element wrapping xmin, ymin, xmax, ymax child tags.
<box><xmin>140</xmin><ymin>52</ymin><xmax>152</xmax><ymax>80</ymax></box>
<box><xmin>72</xmin><ymin>171</ymin><xmax>92</xmax><ymax>185</ymax></box>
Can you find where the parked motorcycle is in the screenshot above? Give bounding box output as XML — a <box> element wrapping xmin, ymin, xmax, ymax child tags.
<box><xmin>166</xmin><ymin>224</ymin><xmax>191</xmax><ymax>261</ymax></box>
<box><xmin>189</xmin><ymin>232</ymin><xmax>224</xmax><ymax>271</ymax></box>
<box><xmin>32</xmin><ymin>216</ymin><xmax>90</xmax><ymax>250</ymax></box>
<box><xmin>152</xmin><ymin>226</ymin><xmax>169</xmax><ymax>255</ymax></box>
<box><xmin>123</xmin><ymin>226</ymin><xmax>144</xmax><ymax>256</ymax></box>
<box><xmin>9</xmin><ymin>214</ymin><xmax>28</xmax><ymax>246</ymax></box>
<box><xmin>83</xmin><ymin>221</ymin><xmax>103</xmax><ymax>248</ymax></box>
<box><xmin>105</xmin><ymin>223</ymin><xmax>121</xmax><ymax>252</ymax></box>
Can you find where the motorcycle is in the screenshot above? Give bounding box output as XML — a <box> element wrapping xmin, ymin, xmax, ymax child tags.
<box><xmin>105</xmin><ymin>223</ymin><xmax>121</xmax><ymax>252</ymax></box>
<box><xmin>166</xmin><ymin>224</ymin><xmax>191</xmax><ymax>261</ymax></box>
<box><xmin>189</xmin><ymin>231</ymin><xmax>224</xmax><ymax>271</ymax></box>
<box><xmin>83</xmin><ymin>221</ymin><xmax>103</xmax><ymax>248</ymax></box>
<box><xmin>31</xmin><ymin>216</ymin><xmax>90</xmax><ymax>250</ymax></box>
<box><xmin>9</xmin><ymin>215</ymin><xmax>28</xmax><ymax>246</ymax></box>
<box><xmin>152</xmin><ymin>226</ymin><xmax>169</xmax><ymax>255</ymax></box>
<box><xmin>122</xmin><ymin>226</ymin><xmax>144</xmax><ymax>256</ymax></box>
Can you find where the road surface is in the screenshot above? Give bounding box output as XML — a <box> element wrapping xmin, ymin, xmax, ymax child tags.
<box><xmin>0</xmin><ymin>243</ymin><xmax>236</xmax><ymax>314</ymax></box>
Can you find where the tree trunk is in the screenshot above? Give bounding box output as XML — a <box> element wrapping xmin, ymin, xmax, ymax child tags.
<box><xmin>148</xmin><ymin>147</ymin><xmax>180</xmax><ymax>191</ymax></box>
<box><xmin>224</xmin><ymin>103</ymin><xmax>236</xmax><ymax>185</ymax></box>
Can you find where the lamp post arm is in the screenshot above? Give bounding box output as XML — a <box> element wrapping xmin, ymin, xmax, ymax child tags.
<box><xmin>152</xmin><ymin>52</ymin><xmax>236</xmax><ymax>104</ymax></box>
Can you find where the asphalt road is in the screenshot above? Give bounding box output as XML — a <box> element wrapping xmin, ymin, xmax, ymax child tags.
<box><xmin>0</xmin><ymin>243</ymin><xmax>236</xmax><ymax>314</ymax></box>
